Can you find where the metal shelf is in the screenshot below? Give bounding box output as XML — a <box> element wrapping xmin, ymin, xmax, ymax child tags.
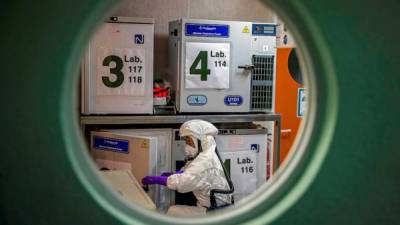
<box><xmin>80</xmin><ymin>113</ymin><xmax>280</xmax><ymax>125</ymax></box>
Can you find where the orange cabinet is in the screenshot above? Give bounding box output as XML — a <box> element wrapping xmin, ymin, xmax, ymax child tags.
<box><xmin>275</xmin><ymin>47</ymin><xmax>304</xmax><ymax>164</ymax></box>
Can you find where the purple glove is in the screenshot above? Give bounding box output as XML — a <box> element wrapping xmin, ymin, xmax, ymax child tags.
<box><xmin>141</xmin><ymin>176</ymin><xmax>168</xmax><ymax>186</ymax></box>
<box><xmin>161</xmin><ymin>170</ymin><xmax>184</xmax><ymax>177</ymax></box>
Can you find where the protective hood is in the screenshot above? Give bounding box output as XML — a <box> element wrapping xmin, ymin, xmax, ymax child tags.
<box><xmin>179</xmin><ymin>119</ymin><xmax>218</xmax><ymax>155</ymax></box>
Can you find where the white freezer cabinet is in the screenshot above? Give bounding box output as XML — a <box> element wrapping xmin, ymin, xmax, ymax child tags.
<box><xmin>171</xmin><ymin>128</ymin><xmax>273</xmax><ymax>203</ymax></box>
<box><xmin>90</xmin><ymin>128</ymin><xmax>172</xmax><ymax>212</ymax></box>
<box><xmin>168</xmin><ymin>18</ymin><xmax>277</xmax><ymax>113</ymax></box>
<box><xmin>82</xmin><ymin>17</ymin><xmax>154</xmax><ymax>115</ymax></box>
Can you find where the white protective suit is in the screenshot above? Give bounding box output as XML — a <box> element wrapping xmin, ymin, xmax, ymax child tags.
<box><xmin>166</xmin><ymin>120</ymin><xmax>233</xmax><ymax>216</ymax></box>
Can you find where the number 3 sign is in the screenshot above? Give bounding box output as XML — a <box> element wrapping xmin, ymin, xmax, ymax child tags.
<box><xmin>96</xmin><ymin>47</ymin><xmax>146</xmax><ymax>96</ymax></box>
<box><xmin>185</xmin><ymin>42</ymin><xmax>230</xmax><ymax>89</ymax></box>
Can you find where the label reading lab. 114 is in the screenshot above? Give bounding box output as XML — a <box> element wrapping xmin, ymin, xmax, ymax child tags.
<box><xmin>210</xmin><ymin>50</ymin><xmax>227</xmax><ymax>68</ymax></box>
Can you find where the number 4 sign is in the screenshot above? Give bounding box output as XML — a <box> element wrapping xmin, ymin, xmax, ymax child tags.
<box><xmin>185</xmin><ymin>42</ymin><xmax>230</xmax><ymax>89</ymax></box>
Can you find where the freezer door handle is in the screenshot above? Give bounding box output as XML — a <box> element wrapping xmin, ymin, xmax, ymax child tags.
<box><xmin>281</xmin><ymin>129</ymin><xmax>292</xmax><ymax>138</ymax></box>
<box><xmin>238</xmin><ymin>64</ymin><xmax>255</xmax><ymax>70</ymax></box>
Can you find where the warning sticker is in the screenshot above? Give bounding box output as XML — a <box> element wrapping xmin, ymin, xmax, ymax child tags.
<box><xmin>242</xmin><ymin>26</ymin><xmax>250</xmax><ymax>33</ymax></box>
<box><xmin>141</xmin><ymin>140</ymin><xmax>149</xmax><ymax>149</ymax></box>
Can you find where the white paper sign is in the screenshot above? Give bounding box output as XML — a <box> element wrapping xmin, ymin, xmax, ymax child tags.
<box><xmin>185</xmin><ymin>42</ymin><xmax>230</xmax><ymax>89</ymax></box>
<box><xmin>96</xmin><ymin>47</ymin><xmax>146</xmax><ymax>96</ymax></box>
<box><xmin>220</xmin><ymin>151</ymin><xmax>257</xmax><ymax>195</ymax></box>
<box><xmin>297</xmin><ymin>88</ymin><xmax>307</xmax><ymax>117</ymax></box>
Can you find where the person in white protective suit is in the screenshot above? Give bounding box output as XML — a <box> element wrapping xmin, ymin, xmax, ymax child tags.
<box><xmin>142</xmin><ymin>119</ymin><xmax>234</xmax><ymax>216</ymax></box>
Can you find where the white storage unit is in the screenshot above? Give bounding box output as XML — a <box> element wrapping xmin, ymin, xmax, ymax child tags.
<box><xmin>104</xmin><ymin>129</ymin><xmax>173</xmax><ymax>211</ymax></box>
<box><xmin>168</xmin><ymin>18</ymin><xmax>277</xmax><ymax>113</ymax></box>
<box><xmin>82</xmin><ymin>17</ymin><xmax>154</xmax><ymax>114</ymax></box>
<box><xmin>171</xmin><ymin>128</ymin><xmax>272</xmax><ymax>203</ymax></box>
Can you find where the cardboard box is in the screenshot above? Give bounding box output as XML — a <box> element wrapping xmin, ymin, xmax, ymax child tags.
<box><xmin>100</xmin><ymin>170</ymin><xmax>156</xmax><ymax>210</ymax></box>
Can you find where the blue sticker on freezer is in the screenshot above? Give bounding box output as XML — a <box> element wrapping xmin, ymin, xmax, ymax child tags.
<box><xmin>93</xmin><ymin>136</ymin><xmax>129</xmax><ymax>154</ymax></box>
<box><xmin>135</xmin><ymin>34</ymin><xmax>144</xmax><ymax>44</ymax></box>
<box><xmin>251</xmin><ymin>144</ymin><xmax>260</xmax><ymax>153</ymax></box>
<box><xmin>187</xmin><ymin>95</ymin><xmax>207</xmax><ymax>105</ymax></box>
<box><xmin>252</xmin><ymin>24</ymin><xmax>276</xmax><ymax>36</ymax></box>
<box><xmin>224</xmin><ymin>95</ymin><xmax>243</xmax><ymax>106</ymax></box>
<box><xmin>186</xmin><ymin>23</ymin><xmax>229</xmax><ymax>38</ymax></box>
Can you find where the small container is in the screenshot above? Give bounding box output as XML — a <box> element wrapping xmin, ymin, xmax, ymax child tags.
<box><xmin>153</xmin><ymin>87</ymin><xmax>170</xmax><ymax>106</ymax></box>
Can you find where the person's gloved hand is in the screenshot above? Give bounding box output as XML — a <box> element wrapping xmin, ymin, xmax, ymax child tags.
<box><xmin>141</xmin><ymin>176</ymin><xmax>168</xmax><ymax>186</ymax></box>
<box><xmin>160</xmin><ymin>170</ymin><xmax>184</xmax><ymax>177</ymax></box>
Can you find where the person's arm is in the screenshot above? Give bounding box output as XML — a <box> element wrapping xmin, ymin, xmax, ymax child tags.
<box><xmin>160</xmin><ymin>170</ymin><xmax>183</xmax><ymax>177</ymax></box>
<box><xmin>141</xmin><ymin>170</ymin><xmax>184</xmax><ymax>186</ymax></box>
<box><xmin>167</xmin><ymin>172</ymin><xmax>202</xmax><ymax>193</ymax></box>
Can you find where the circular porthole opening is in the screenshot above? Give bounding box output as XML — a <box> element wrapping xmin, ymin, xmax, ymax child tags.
<box><xmin>63</xmin><ymin>0</ymin><xmax>338</xmax><ymax>224</ymax></box>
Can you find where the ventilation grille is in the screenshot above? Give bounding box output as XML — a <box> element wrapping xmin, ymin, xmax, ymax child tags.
<box><xmin>250</xmin><ymin>55</ymin><xmax>275</xmax><ymax>112</ymax></box>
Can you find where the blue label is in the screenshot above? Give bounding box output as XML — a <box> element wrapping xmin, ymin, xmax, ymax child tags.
<box><xmin>186</xmin><ymin>23</ymin><xmax>229</xmax><ymax>38</ymax></box>
<box><xmin>251</xmin><ymin>144</ymin><xmax>260</xmax><ymax>153</ymax></box>
<box><xmin>252</xmin><ymin>24</ymin><xmax>276</xmax><ymax>36</ymax></box>
<box><xmin>135</xmin><ymin>34</ymin><xmax>144</xmax><ymax>44</ymax></box>
<box><xmin>93</xmin><ymin>136</ymin><xmax>129</xmax><ymax>154</ymax></box>
<box><xmin>187</xmin><ymin>95</ymin><xmax>207</xmax><ymax>105</ymax></box>
<box><xmin>224</xmin><ymin>95</ymin><xmax>243</xmax><ymax>106</ymax></box>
